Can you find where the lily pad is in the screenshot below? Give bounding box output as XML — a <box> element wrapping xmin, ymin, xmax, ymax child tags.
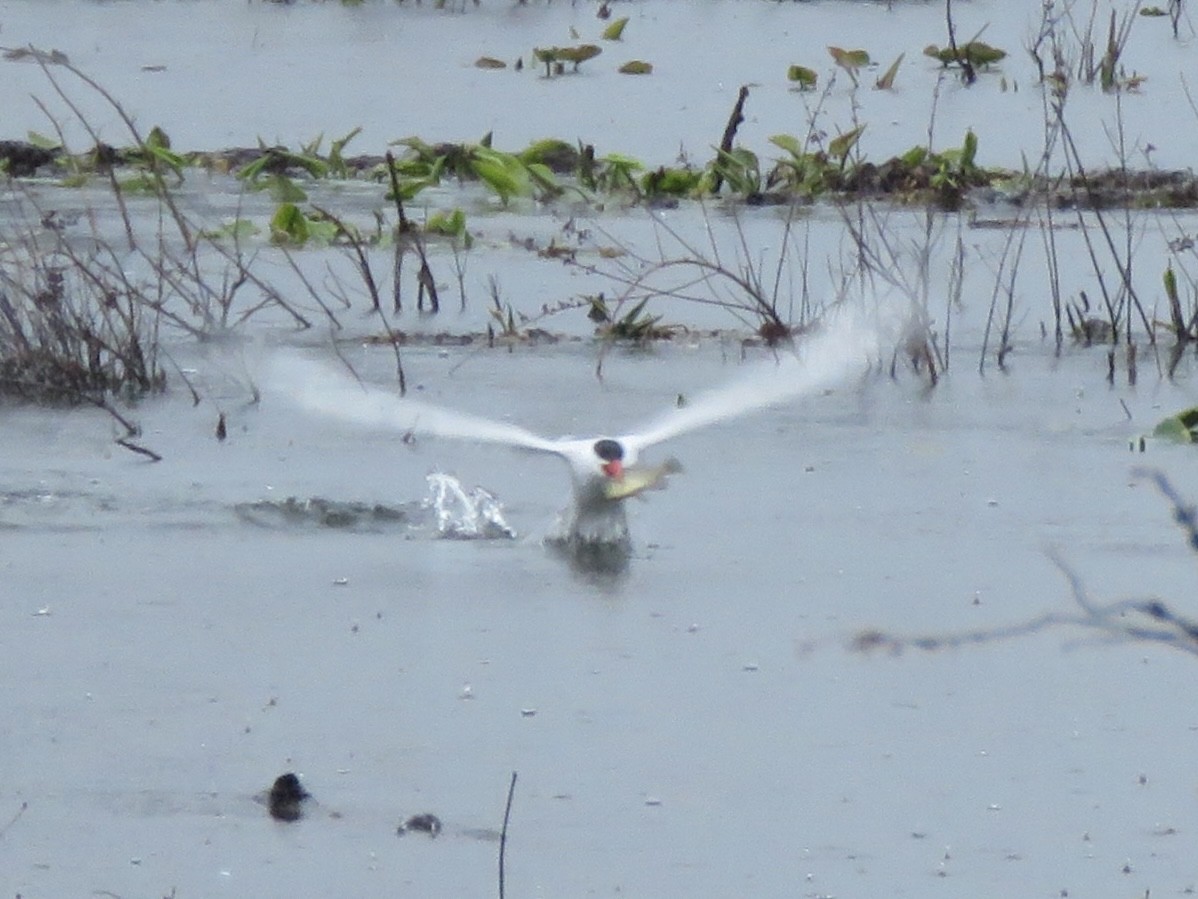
<box><xmin>787</xmin><ymin>65</ymin><xmax>818</xmax><ymax>89</ymax></box>
<box><xmin>1153</xmin><ymin>407</ymin><xmax>1198</xmax><ymax>443</ymax></box>
<box><xmin>619</xmin><ymin>60</ymin><xmax>653</xmax><ymax>75</ymax></box>
<box><xmin>828</xmin><ymin>46</ymin><xmax>870</xmax><ymax>71</ymax></box>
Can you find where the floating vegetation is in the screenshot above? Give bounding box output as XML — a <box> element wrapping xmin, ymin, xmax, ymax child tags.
<box><xmin>827</xmin><ymin>45</ymin><xmax>871</xmax><ymax>80</ymax></box>
<box><xmin>618</xmin><ymin>60</ymin><xmax>653</xmax><ymax>75</ymax></box>
<box><xmin>533</xmin><ymin>44</ymin><xmax>601</xmax><ymax>77</ymax></box>
<box><xmin>923</xmin><ymin>41</ymin><xmax>1007</xmax><ymax>69</ymax></box>
<box><xmin>828</xmin><ymin>46</ymin><xmax>871</xmax><ymax>69</ymax></box>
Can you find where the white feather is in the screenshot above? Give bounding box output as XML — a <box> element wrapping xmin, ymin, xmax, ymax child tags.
<box><xmin>266</xmin><ymin>311</ymin><xmax>876</xmax><ymax>553</ymax></box>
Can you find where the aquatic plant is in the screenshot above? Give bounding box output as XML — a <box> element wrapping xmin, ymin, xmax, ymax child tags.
<box><xmin>874</xmin><ymin>53</ymin><xmax>904</xmax><ymax>90</ymax></box>
<box><xmin>533</xmin><ymin>44</ymin><xmax>602</xmax><ymax>77</ymax></box>
<box><xmin>425</xmin><ymin>208</ymin><xmax>474</xmax><ymax>310</ymax></box>
<box><xmin>582</xmin><ymin>202</ymin><xmax>814</xmax><ymax>344</ymax></box>
<box><xmin>709</xmin><ymin>146</ymin><xmax>763</xmax><ymax>198</ymax></box>
<box><xmin>922</xmin><ymin>41</ymin><xmax>1007</xmax><ymax>70</ymax></box>
<box><xmin>0</xmin><ymin>50</ymin><xmax>326</xmax><ymax>381</ymax></box>
<box><xmin>0</xmin><ymin>215</ymin><xmax>165</xmax><ymax>403</ymax></box>
<box><xmin>487</xmin><ymin>275</ymin><xmax>522</xmax><ymax>341</ymax></box>
<box><xmin>640</xmin><ymin>165</ymin><xmax>703</xmax><ymax>199</ymax></box>
<box><xmin>269</xmin><ymin>202</ymin><xmax>339</xmax><ymax>245</ymax></box>
<box><xmin>1027</xmin><ymin>0</ymin><xmax>1145</xmax><ymax>92</ymax></box>
<box><xmin>826</xmin><ymin>45</ymin><xmax>870</xmax><ymax>89</ymax></box>
<box><xmin>587</xmin><ymin>295</ymin><xmax>677</xmax><ymax>343</ymax></box>
<box><xmin>388</xmin><ymin>136</ymin><xmax>561</xmax><ymax>204</ymax></box>
<box><xmin>618</xmin><ymin>61</ymin><xmax>653</xmax><ymax>75</ymax></box>
<box><xmin>602</xmin><ymin>17</ymin><xmax>629</xmax><ymax>41</ymax></box>
<box><xmin>786</xmin><ymin>65</ymin><xmax>818</xmax><ymax>90</ymax></box>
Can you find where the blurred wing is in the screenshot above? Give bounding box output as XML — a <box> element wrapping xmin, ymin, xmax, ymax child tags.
<box><xmin>267</xmin><ymin>355</ymin><xmax>565</xmax><ymax>456</ymax></box>
<box><xmin>624</xmin><ymin>313</ymin><xmax>876</xmax><ymax>450</ymax></box>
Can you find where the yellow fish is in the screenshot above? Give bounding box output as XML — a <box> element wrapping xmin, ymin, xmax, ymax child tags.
<box><xmin>604</xmin><ymin>457</ymin><xmax>683</xmax><ymax>501</ymax></box>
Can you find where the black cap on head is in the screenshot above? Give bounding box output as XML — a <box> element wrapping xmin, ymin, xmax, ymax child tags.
<box><xmin>593</xmin><ymin>439</ymin><xmax>624</xmax><ymax>462</ymax></box>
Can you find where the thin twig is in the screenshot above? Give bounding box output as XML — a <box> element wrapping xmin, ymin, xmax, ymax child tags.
<box><xmin>0</xmin><ymin>801</ymin><xmax>28</xmax><ymax>839</ymax></box>
<box><xmin>116</xmin><ymin>437</ymin><xmax>163</xmax><ymax>462</ymax></box>
<box><xmin>854</xmin><ymin>470</ymin><xmax>1198</xmax><ymax>659</ymax></box>
<box><xmin>498</xmin><ymin>771</ymin><xmax>517</xmax><ymax>899</ymax></box>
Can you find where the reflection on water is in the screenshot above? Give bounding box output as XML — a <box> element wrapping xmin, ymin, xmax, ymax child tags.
<box><xmin>234</xmin><ymin>495</ymin><xmax>411</xmax><ymax>532</ymax></box>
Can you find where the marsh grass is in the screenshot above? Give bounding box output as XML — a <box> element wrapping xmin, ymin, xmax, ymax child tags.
<box><xmin>0</xmin><ymin>50</ymin><xmax>342</xmax><ymax>412</ymax></box>
<box><xmin>1028</xmin><ymin>0</ymin><xmax>1145</xmax><ymax>92</ymax></box>
<box><xmin>581</xmin><ymin>203</ymin><xmax>811</xmax><ymax>346</ymax></box>
<box><xmin>0</xmin><ymin>200</ymin><xmax>163</xmax><ymax>402</ymax></box>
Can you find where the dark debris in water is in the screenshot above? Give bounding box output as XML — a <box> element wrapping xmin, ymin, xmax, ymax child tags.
<box><xmin>267</xmin><ymin>772</ymin><xmax>310</xmax><ymax>822</ymax></box>
<box><xmin>397</xmin><ymin>813</ymin><xmax>443</xmax><ymax>837</ymax></box>
<box><xmin>234</xmin><ymin>496</ymin><xmax>409</xmax><ymax>532</ymax></box>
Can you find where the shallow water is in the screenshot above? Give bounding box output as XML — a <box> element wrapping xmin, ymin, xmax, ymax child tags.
<box><xmin>4</xmin><ymin>2</ymin><xmax>1198</xmax><ymax>897</ymax></box>
<box><xmin>2</xmin><ymin>0</ymin><xmax>1195</xmax><ymax>169</ymax></box>
<box><xmin>5</xmin><ymin>338</ymin><xmax>1198</xmax><ymax>896</ymax></box>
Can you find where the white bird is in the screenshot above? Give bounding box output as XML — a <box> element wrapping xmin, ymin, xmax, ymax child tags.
<box><xmin>269</xmin><ymin>313</ymin><xmax>876</xmax><ymax>565</ymax></box>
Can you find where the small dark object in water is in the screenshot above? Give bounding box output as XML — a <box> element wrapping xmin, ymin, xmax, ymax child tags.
<box><xmin>216</xmin><ymin>412</ymin><xmax>227</xmax><ymax>442</ymax></box>
<box><xmin>398</xmin><ymin>813</ymin><xmax>442</xmax><ymax>836</ymax></box>
<box><xmin>268</xmin><ymin>772</ymin><xmax>310</xmax><ymax>822</ymax></box>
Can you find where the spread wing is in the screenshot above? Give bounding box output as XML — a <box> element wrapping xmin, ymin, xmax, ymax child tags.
<box><xmin>621</xmin><ymin>312</ymin><xmax>876</xmax><ymax>451</ymax></box>
<box><xmin>267</xmin><ymin>355</ymin><xmax>567</xmax><ymax>457</ymax></box>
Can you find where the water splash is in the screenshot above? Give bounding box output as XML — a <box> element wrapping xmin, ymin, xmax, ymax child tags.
<box><xmin>424</xmin><ymin>473</ymin><xmax>516</xmax><ymax>540</ymax></box>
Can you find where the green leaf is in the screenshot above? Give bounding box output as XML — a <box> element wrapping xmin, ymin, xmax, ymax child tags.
<box><xmin>899</xmin><ymin>145</ymin><xmax>928</xmax><ymax>167</ymax></box>
<box><xmin>786</xmin><ymin>65</ymin><xmax>818</xmax><ymax>89</ymax></box>
<box><xmin>142</xmin><ymin>142</ymin><xmax>187</xmax><ymax>178</ymax></box>
<box><xmin>828</xmin><ymin>125</ymin><xmax>866</xmax><ymax>161</ymax></box>
<box><xmin>518</xmin><ymin>138</ymin><xmax>578</xmax><ymax>169</ymax></box>
<box><xmin>26</xmin><ymin>130</ymin><xmax>61</xmax><ymax>150</ymax></box>
<box><xmin>713</xmin><ymin>146</ymin><xmax>761</xmax><ymax>195</ymax></box>
<box><xmin>769</xmin><ymin>134</ymin><xmax>805</xmax><ymax>158</ymax></box>
<box><xmin>961</xmin><ymin>129</ymin><xmax>978</xmax><ymax>170</ymax></box>
<box><xmin>874</xmin><ymin>53</ymin><xmax>903</xmax><ymax>90</ymax></box>
<box><xmin>270</xmin><ymin>202</ymin><xmax>310</xmax><ymax>244</ymax></box>
<box><xmin>328</xmin><ymin>126</ymin><xmax>362</xmax><ymax>177</ymax></box>
<box><xmin>1165</xmin><ymin>266</ymin><xmax>1180</xmax><ymax>304</ymax></box>
<box><xmin>524</xmin><ymin>161</ymin><xmax>561</xmax><ymax>199</ymax></box>
<box><xmin>471</xmin><ymin>149</ymin><xmax>527</xmax><ymax>203</ymax></box>
<box><xmin>602</xmin><ymin>16</ymin><xmax>629</xmax><ymax>40</ymax></box>
<box><xmin>828</xmin><ymin>46</ymin><xmax>870</xmax><ymax>71</ymax></box>
<box><xmin>556</xmin><ymin>44</ymin><xmax>602</xmax><ymax>67</ymax></box>
<box><xmin>642</xmin><ymin>166</ymin><xmax>701</xmax><ymax>197</ymax></box>
<box><xmin>1153</xmin><ymin>407</ymin><xmax>1198</xmax><ymax>443</ymax></box>
<box><xmin>963</xmin><ymin>41</ymin><xmax>1007</xmax><ymax>67</ymax></box>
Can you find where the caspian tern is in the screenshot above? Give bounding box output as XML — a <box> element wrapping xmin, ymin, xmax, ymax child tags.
<box><xmin>269</xmin><ymin>313</ymin><xmax>876</xmax><ymax>563</ymax></box>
